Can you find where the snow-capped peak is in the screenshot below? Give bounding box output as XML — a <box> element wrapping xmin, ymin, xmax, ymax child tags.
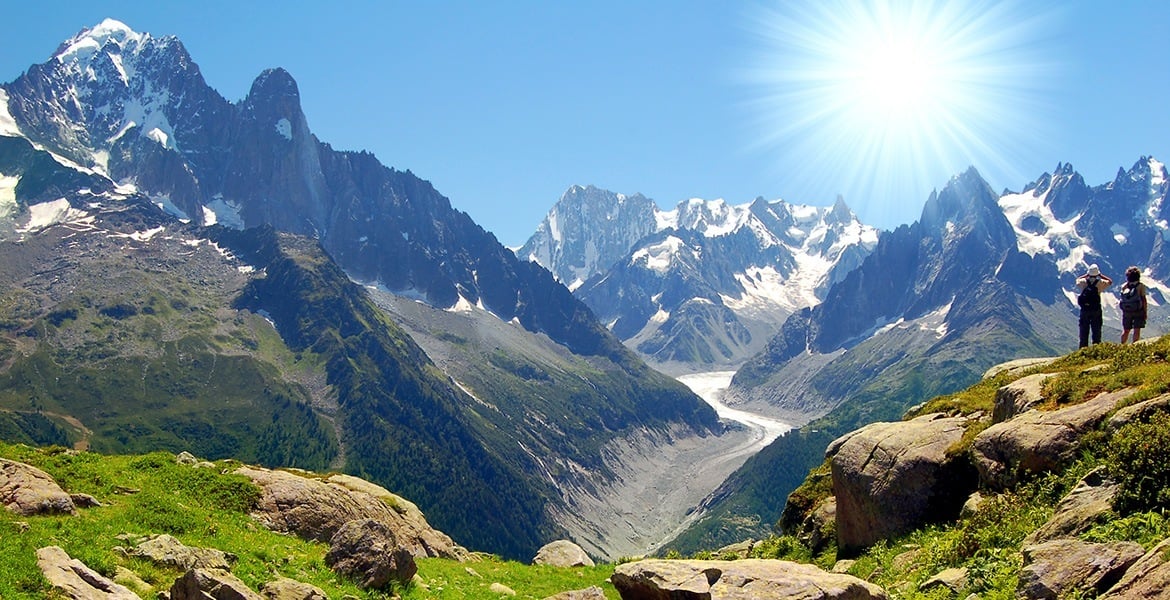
<box><xmin>55</xmin><ymin>19</ymin><xmax>146</xmax><ymax>68</ymax></box>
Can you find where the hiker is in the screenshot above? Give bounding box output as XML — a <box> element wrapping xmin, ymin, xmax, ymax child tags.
<box><xmin>1076</xmin><ymin>264</ymin><xmax>1112</xmax><ymax>348</ymax></box>
<box><xmin>1119</xmin><ymin>266</ymin><xmax>1148</xmax><ymax>344</ymax></box>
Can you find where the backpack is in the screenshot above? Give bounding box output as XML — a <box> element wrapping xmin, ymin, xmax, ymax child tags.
<box><xmin>1078</xmin><ymin>277</ymin><xmax>1101</xmax><ymax>309</ymax></box>
<box><xmin>1119</xmin><ymin>282</ymin><xmax>1143</xmax><ymax>313</ymax></box>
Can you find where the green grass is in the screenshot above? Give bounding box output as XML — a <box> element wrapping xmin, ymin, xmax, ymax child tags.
<box><xmin>0</xmin><ymin>441</ymin><xmax>618</xmax><ymax>599</ymax></box>
<box><xmin>735</xmin><ymin>337</ymin><xmax>1170</xmax><ymax>598</ymax></box>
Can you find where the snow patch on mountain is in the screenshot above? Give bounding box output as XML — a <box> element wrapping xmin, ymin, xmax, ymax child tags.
<box><xmin>275</xmin><ymin>118</ymin><xmax>292</xmax><ymax>140</ymax></box>
<box><xmin>204</xmin><ymin>196</ymin><xmax>244</xmax><ymax>229</ymax></box>
<box><xmin>0</xmin><ymin>90</ymin><xmax>21</xmax><ymax>137</ymax></box>
<box><xmin>18</xmin><ymin>198</ymin><xmax>91</xmax><ymax>232</ymax></box>
<box><xmin>0</xmin><ymin>174</ymin><xmax>18</xmax><ymax>217</ymax></box>
<box><xmin>632</xmin><ymin>235</ymin><xmax>687</xmax><ymax>273</ymax></box>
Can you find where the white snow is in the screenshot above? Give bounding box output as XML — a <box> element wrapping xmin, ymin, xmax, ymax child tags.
<box><xmin>649</xmin><ymin>308</ymin><xmax>671</xmax><ymax>324</ymax></box>
<box><xmin>1111</xmin><ymin>223</ymin><xmax>1129</xmax><ymax>245</ymax></box>
<box><xmin>275</xmin><ymin>118</ymin><xmax>292</xmax><ymax>140</ymax></box>
<box><xmin>0</xmin><ymin>174</ymin><xmax>18</xmax><ymax>218</ymax></box>
<box><xmin>146</xmin><ymin>127</ymin><xmax>170</xmax><ymax>148</ymax></box>
<box><xmin>56</xmin><ymin>19</ymin><xmax>144</xmax><ymax>66</ymax></box>
<box><xmin>999</xmin><ymin>188</ymin><xmax>1086</xmax><ymax>262</ymax></box>
<box><xmin>109</xmin><ymin>226</ymin><xmax>165</xmax><ymax>242</ymax></box>
<box><xmin>203</xmin><ymin>195</ymin><xmax>245</xmax><ymax>229</ymax></box>
<box><xmin>0</xmin><ymin>89</ymin><xmax>21</xmax><ymax>137</ymax></box>
<box><xmin>448</xmin><ymin>294</ymin><xmax>478</xmax><ymax>313</ymax></box>
<box><xmin>631</xmin><ymin>235</ymin><xmax>685</xmax><ymax>273</ymax></box>
<box><xmin>18</xmin><ymin>198</ymin><xmax>90</xmax><ymax>232</ymax></box>
<box><xmin>152</xmin><ymin>194</ymin><xmax>190</xmax><ymax>222</ymax></box>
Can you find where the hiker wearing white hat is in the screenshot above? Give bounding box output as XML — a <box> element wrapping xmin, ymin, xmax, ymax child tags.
<box><xmin>1075</xmin><ymin>263</ymin><xmax>1112</xmax><ymax>347</ymax></box>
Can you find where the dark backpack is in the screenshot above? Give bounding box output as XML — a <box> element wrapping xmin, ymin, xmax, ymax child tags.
<box><xmin>1078</xmin><ymin>277</ymin><xmax>1101</xmax><ymax>309</ymax></box>
<box><xmin>1119</xmin><ymin>282</ymin><xmax>1143</xmax><ymax>313</ymax></box>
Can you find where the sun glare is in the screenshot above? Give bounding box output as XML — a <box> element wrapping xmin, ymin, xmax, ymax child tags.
<box><xmin>743</xmin><ymin>0</ymin><xmax>1056</xmax><ymax>227</ymax></box>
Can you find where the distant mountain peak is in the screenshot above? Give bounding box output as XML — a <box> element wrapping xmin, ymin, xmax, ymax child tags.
<box><xmin>55</xmin><ymin>19</ymin><xmax>146</xmax><ymax>64</ymax></box>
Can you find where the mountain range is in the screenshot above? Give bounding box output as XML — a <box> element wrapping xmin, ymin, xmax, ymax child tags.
<box><xmin>0</xmin><ymin>19</ymin><xmax>730</xmax><ymax>560</ymax></box>
<box><xmin>520</xmin><ymin>185</ymin><xmax>878</xmax><ymax>371</ymax></box>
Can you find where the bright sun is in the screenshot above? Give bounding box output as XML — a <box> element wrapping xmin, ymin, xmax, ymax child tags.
<box><xmin>744</xmin><ymin>0</ymin><xmax>1053</xmax><ymax>226</ymax></box>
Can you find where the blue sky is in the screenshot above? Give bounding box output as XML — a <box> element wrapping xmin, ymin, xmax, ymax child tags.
<box><xmin>0</xmin><ymin>1</ymin><xmax>1166</xmax><ymax>246</ymax></box>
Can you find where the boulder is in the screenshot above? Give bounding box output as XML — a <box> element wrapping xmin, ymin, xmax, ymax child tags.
<box><xmin>235</xmin><ymin>466</ymin><xmax>468</xmax><ymax>560</ymax></box>
<box><xmin>490</xmin><ymin>582</ymin><xmax>517</xmax><ymax>596</ymax></box>
<box><xmin>129</xmin><ymin>534</ymin><xmax>236</xmax><ymax>570</ymax></box>
<box><xmin>1</xmin><ymin>458</ymin><xmax>77</xmax><ymax>516</ymax></box>
<box><xmin>611</xmin><ymin>559</ymin><xmax>888</xmax><ymax>599</ymax></box>
<box><xmin>971</xmin><ymin>388</ymin><xmax>1135</xmax><ymax>490</ymax></box>
<box><xmin>1107</xmin><ymin>392</ymin><xmax>1170</xmax><ymax>430</ymax></box>
<box><xmin>1018</xmin><ymin>539</ymin><xmax>1143</xmax><ymax>599</ymax></box>
<box><xmin>828</xmin><ymin>414</ymin><xmax>975</xmax><ymax>554</ymax></box>
<box><xmin>36</xmin><ymin>546</ymin><xmax>142</xmax><ymax>600</ymax></box>
<box><xmin>324</xmin><ymin>518</ymin><xmax>417</xmax><ymax>589</ymax></box>
<box><xmin>983</xmin><ymin>357</ymin><xmax>1059</xmax><ymax>379</ymax></box>
<box><xmin>1101</xmin><ymin>537</ymin><xmax>1170</xmax><ymax>598</ymax></box>
<box><xmin>169</xmin><ymin>568</ymin><xmax>263</xmax><ymax>600</ymax></box>
<box><xmin>920</xmin><ymin>567</ymin><xmax>967</xmax><ymax>593</ymax></box>
<box><xmin>992</xmin><ymin>373</ymin><xmax>1056</xmax><ymax>423</ymax></box>
<box><xmin>542</xmin><ymin>586</ymin><xmax>607</xmax><ymax>600</ymax></box>
<box><xmin>259</xmin><ymin>577</ymin><xmax>329</xmax><ymax>600</ymax></box>
<box><xmin>1024</xmin><ymin>467</ymin><xmax>1118</xmax><ymax>545</ymax></box>
<box><xmin>533</xmin><ymin>540</ymin><xmax>595</xmax><ymax>567</ymax></box>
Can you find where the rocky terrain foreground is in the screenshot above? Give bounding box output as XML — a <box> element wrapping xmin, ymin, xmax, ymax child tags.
<box><xmin>8</xmin><ymin>338</ymin><xmax>1170</xmax><ymax>598</ymax></box>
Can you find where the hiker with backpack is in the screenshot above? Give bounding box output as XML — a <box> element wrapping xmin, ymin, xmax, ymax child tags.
<box><xmin>1076</xmin><ymin>264</ymin><xmax>1112</xmax><ymax>348</ymax></box>
<box><xmin>1119</xmin><ymin>266</ymin><xmax>1148</xmax><ymax>344</ymax></box>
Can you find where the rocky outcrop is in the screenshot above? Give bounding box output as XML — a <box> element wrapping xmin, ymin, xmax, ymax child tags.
<box><xmin>236</xmin><ymin>466</ymin><xmax>468</xmax><ymax>560</ymax></box>
<box><xmin>533</xmin><ymin>540</ymin><xmax>595</xmax><ymax>568</ymax></box>
<box><xmin>1024</xmin><ymin>468</ymin><xmax>1118</xmax><ymax>545</ymax></box>
<box><xmin>169</xmin><ymin>568</ymin><xmax>262</xmax><ymax>600</ymax></box>
<box><xmin>972</xmin><ymin>388</ymin><xmax>1135</xmax><ymax>490</ymax></box>
<box><xmin>1101</xmin><ymin>538</ymin><xmax>1170</xmax><ymax>598</ymax></box>
<box><xmin>542</xmin><ymin>586</ymin><xmax>607</xmax><ymax>600</ymax></box>
<box><xmin>1018</xmin><ymin>539</ymin><xmax>1143</xmax><ymax>599</ymax></box>
<box><xmin>992</xmin><ymin>372</ymin><xmax>1055</xmax><ymax>423</ymax></box>
<box><xmin>828</xmin><ymin>414</ymin><xmax>975</xmax><ymax>554</ymax></box>
<box><xmin>36</xmin><ymin>546</ymin><xmax>141</xmax><ymax>600</ymax></box>
<box><xmin>1107</xmin><ymin>392</ymin><xmax>1170</xmax><ymax>430</ymax></box>
<box><xmin>258</xmin><ymin>577</ymin><xmax>329</xmax><ymax>600</ymax></box>
<box><xmin>129</xmin><ymin>534</ymin><xmax>236</xmax><ymax>570</ymax></box>
<box><xmin>324</xmin><ymin>518</ymin><xmax>417</xmax><ymax>589</ymax></box>
<box><xmin>1</xmin><ymin>458</ymin><xmax>77</xmax><ymax>516</ymax></box>
<box><xmin>610</xmin><ymin>559</ymin><xmax>888</xmax><ymax>599</ymax></box>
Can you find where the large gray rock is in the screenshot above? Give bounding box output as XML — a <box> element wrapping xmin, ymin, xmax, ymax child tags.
<box><xmin>258</xmin><ymin>577</ymin><xmax>328</xmax><ymax>600</ymax></box>
<box><xmin>1101</xmin><ymin>537</ymin><xmax>1170</xmax><ymax>599</ymax></box>
<box><xmin>324</xmin><ymin>518</ymin><xmax>417</xmax><ymax>590</ymax></box>
<box><xmin>542</xmin><ymin>586</ymin><xmax>607</xmax><ymax>600</ymax></box>
<box><xmin>1024</xmin><ymin>467</ymin><xmax>1118</xmax><ymax>545</ymax></box>
<box><xmin>1019</xmin><ymin>539</ymin><xmax>1144</xmax><ymax>599</ymax></box>
<box><xmin>35</xmin><ymin>546</ymin><xmax>142</xmax><ymax>600</ymax></box>
<box><xmin>611</xmin><ymin>559</ymin><xmax>888</xmax><ymax>599</ymax></box>
<box><xmin>992</xmin><ymin>373</ymin><xmax>1056</xmax><ymax>423</ymax></box>
<box><xmin>533</xmin><ymin>540</ymin><xmax>595</xmax><ymax>567</ymax></box>
<box><xmin>235</xmin><ymin>466</ymin><xmax>468</xmax><ymax>560</ymax></box>
<box><xmin>1</xmin><ymin>458</ymin><xmax>77</xmax><ymax>516</ymax></box>
<box><xmin>1107</xmin><ymin>392</ymin><xmax>1170</xmax><ymax>430</ymax></box>
<box><xmin>169</xmin><ymin>568</ymin><xmax>263</xmax><ymax>600</ymax></box>
<box><xmin>129</xmin><ymin>534</ymin><xmax>236</xmax><ymax>570</ymax></box>
<box><xmin>972</xmin><ymin>388</ymin><xmax>1135</xmax><ymax>490</ymax></box>
<box><xmin>828</xmin><ymin>414</ymin><xmax>975</xmax><ymax>554</ymax></box>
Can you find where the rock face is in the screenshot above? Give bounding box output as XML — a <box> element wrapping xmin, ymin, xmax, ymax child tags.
<box><xmin>1024</xmin><ymin>468</ymin><xmax>1118</xmax><ymax>545</ymax></box>
<box><xmin>1</xmin><ymin>458</ymin><xmax>77</xmax><ymax>516</ymax></box>
<box><xmin>236</xmin><ymin>466</ymin><xmax>468</xmax><ymax>560</ymax></box>
<box><xmin>972</xmin><ymin>388</ymin><xmax>1135</xmax><ymax>490</ymax></box>
<box><xmin>1101</xmin><ymin>538</ymin><xmax>1170</xmax><ymax>599</ymax></box>
<box><xmin>992</xmin><ymin>372</ymin><xmax>1056</xmax><ymax>423</ymax></box>
<box><xmin>828</xmin><ymin>414</ymin><xmax>976</xmax><ymax>554</ymax></box>
<box><xmin>169</xmin><ymin>568</ymin><xmax>263</xmax><ymax>600</ymax></box>
<box><xmin>610</xmin><ymin>559</ymin><xmax>888</xmax><ymax>600</ymax></box>
<box><xmin>1019</xmin><ymin>539</ymin><xmax>1144</xmax><ymax>599</ymax></box>
<box><xmin>324</xmin><ymin>518</ymin><xmax>418</xmax><ymax>589</ymax></box>
<box><xmin>129</xmin><ymin>534</ymin><xmax>236</xmax><ymax>570</ymax></box>
<box><xmin>36</xmin><ymin>546</ymin><xmax>142</xmax><ymax>600</ymax></box>
<box><xmin>258</xmin><ymin>577</ymin><xmax>329</xmax><ymax>600</ymax></box>
<box><xmin>533</xmin><ymin>540</ymin><xmax>595</xmax><ymax>568</ymax></box>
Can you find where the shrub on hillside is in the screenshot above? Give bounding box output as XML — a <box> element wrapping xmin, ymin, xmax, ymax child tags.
<box><xmin>1106</xmin><ymin>411</ymin><xmax>1170</xmax><ymax>514</ymax></box>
